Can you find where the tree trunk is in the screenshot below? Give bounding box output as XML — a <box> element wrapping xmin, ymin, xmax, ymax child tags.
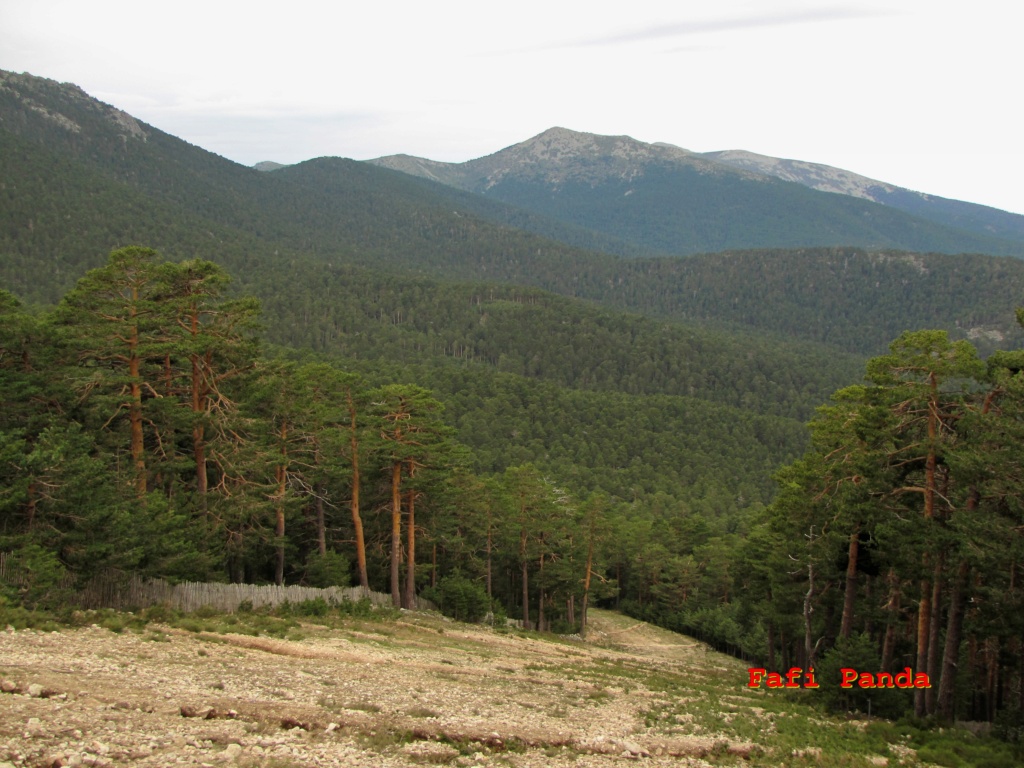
<box><xmin>128</xmin><ymin>315</ymin><xmax>147</xmax><ymax>497</ymax></box>
<box><xmin>348</xmin><ymin>395</ymin><xmax>369</xmax><ymax>591</ymax></box>
<box><xmin>581</xmin><ymin>529</ymin><xmax>594</xmax><ymax>637</ymax></box>
<box><xmin>926</xmin><ymin>554</ymin><xmax>945</xmax><ymax>714</ymax></box>
<box><xmin>939</xmin><ymin>559</ymin><xmax>970</xmax><ymax>720</ymax></box>
<box><xmin>315</xmin><ymin>489</ymin><xmax>327</xmax><ymax>557</ymax></box>
<box><xmin>190</xmin><ymin>308</ymin><xmax>208</xmax><ymax>514</ymax></box>
<box><xmin>803</xmin><ymin>562</ymin><xmax>815</xmax><ymax>666</ymax></box>
<box><xmin>882</xmin><ymin>568</ymin><xmax>901</xmax><ymax>671</ymax></box>
<box><xmin>840</xmin><ymin>528</ymin><xmax>860</xmax><ymax>639</ymax></box>
<box><xmin>404</xmin><ymin>484</ymin><xmax>416</xmax><ymax>610</ymax></box>
<box><xmin>915</xmin><ymin>575</ymin><xmax>932</xmax><ymax>717</ymax></box>
<box><xmin>485</xmin><ymin>519</ymin><xmax>493</xmax><ymax>600</ymax></box>
<box><xmin>520</xmin><ymin>528</ymin><xmax>531</xmax><ymax>630</ymax></box>
<box><xmin>537</xmin><ymin>542</ymin><xmax>545</xmax><ymax>632</ymax></box>
<box><xmin>274</xmin><ymin>421</ymin><xmax>288</xmax><ymax>587</ymax></box>
<box><xmin>390</xmin><ymin>461</ymin><xmax>402</xmax><ymax>608</ymax></box>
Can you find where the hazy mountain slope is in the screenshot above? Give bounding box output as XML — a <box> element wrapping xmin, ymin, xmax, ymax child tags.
<box><xmin>576</xmin><ymin>247</ymin><xmax>1024</xmax><ymax>356</ymax></box>
<box><xmin>704</xmin><ymin>149</ymin><xmax>1024</xmax><ymax>244</ymax></box>
<box><xmin>4</xmin><ymin>69</ymin><xmax>1024</xmax><ymax>362</ymax></box>
<box><xmin>370</xmin><ymin>127</ymin><xmax>1024</xmax><ymax>257</ymax></box>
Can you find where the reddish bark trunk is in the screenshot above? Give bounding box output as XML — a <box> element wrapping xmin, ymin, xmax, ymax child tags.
<box><xmin>390</xmin><ymin>461</ymin><xmax>402</xmax><ymax>608</ymax></box>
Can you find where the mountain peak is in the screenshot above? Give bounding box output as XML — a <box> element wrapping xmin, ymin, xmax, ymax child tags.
<box><xmin>0</xmin><ymin>69</ymin><xmax>148</xmax><ymax>143</ymax></box>
<box><xmin>504</xmin><ymin>127</ymin><xmax>695</xmax><ymax>166</ymax></box>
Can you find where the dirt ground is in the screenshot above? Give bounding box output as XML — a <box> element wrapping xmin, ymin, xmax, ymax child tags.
<box><xmin>0</xmin><ymin>608</ymin><xmax>754</xmax><ymax>767</ymax></box>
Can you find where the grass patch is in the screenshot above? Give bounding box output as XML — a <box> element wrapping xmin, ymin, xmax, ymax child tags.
<box><xmin>406</xmin><ymin>705</ymin><xmax>440</xmax><ymax>718</ymax></box>
<box><xmin>345</xmin><ymin>701</ymin><xmax>382</xmax><ymax>713</ymax></box>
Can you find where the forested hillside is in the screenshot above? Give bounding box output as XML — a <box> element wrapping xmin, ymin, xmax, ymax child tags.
<box><xmin>4</xmin><ymin>70</ymin><xmax>1024</xmax><ymax>359</ymax></box>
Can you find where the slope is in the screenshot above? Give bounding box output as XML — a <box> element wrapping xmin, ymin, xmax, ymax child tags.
<box><xmin>369</xmin><ymin>126</ymin><xmax>1024</xmax><ymax>257</ymax></box>
<box><xmin>704</xmin><ymin>149</ymin><xmax>1024</xmax><ymax>245</ymax></box>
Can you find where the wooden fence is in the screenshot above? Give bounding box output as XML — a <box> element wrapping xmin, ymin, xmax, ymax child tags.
<box><xmin>0</xmin><ymin>552</ymin><xmax>433</xmax><ymax>613</ymax></box>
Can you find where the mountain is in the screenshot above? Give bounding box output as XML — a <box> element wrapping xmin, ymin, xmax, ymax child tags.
<box><xmin>702</xmin><ymin>149</ymin><xmax>1024</xmax><ymax>245</ymax></box>
<box><xmin>369</xmin><ymin>127</ymin><xmax>1024</xmax><ymax>257</ymax></box>
<box><xmin>253</xmin><ymin>160</ymin><xmax>287</xmax><ymax>172</ymax></box>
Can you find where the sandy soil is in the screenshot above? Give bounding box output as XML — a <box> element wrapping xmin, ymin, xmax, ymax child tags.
<box><xmin>0</xmin><ymin>609</ymin><xmax>751</xmax><ymax>767</ymax></box>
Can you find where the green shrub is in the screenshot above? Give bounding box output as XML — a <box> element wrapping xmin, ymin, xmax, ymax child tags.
<box><xmin>422</xmin><ymin>573</ymin><xmax>489</xmax><ymax>623</ymax></box>
<box><xmin>814</xmin><ymin>633</ymin><xmax>910</xmax><ymax>719</ymax></box>
<box><xmin>142</xmin><ymin>602</ymin><xmax>175</xmax><ymax>623</ymax></box>
<box><xmin>337</xmin><ymin>597</ymin><xmax>375</xmax><ymax>618</ymax></box>
<box><xmin>295</xmin><ymin>597</ymin><xmax>331</xmax><ymax>617</ymax></box>
<box><xmin>1</xmin><ymin>543</ymin><xmax>72</xmax><ymax>609</ymax></box>
<box><xmin>304</xmin><ymin>550</ymin><xmax>350</xmax><ymax>588</ymax></box>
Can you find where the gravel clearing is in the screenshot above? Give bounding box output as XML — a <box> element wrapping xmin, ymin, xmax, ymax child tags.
<box><xmin>0</xmin><ymin>610</ymin><xmax>746</xmax><ymax>767</ymax></box>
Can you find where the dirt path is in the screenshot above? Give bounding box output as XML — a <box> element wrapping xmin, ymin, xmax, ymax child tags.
<box><xmin>585</xmin><ymin>612</ymin><xmax>709</xmax><ymax>662</ymax></box>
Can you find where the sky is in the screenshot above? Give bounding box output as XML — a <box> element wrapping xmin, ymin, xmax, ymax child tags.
<box><xmin>2</xmin><ymin>0</ymin><xmax>1023</xmax><ymax>214</ymax></box>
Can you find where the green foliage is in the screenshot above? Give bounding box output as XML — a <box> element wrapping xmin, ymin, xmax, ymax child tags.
<box><xmin>0</xmin><ymin>543</ymin><xmax>70</xmax><ymax>609</ymax></box>
<box><xmin>422</xmin><ymin>572</ymin><xmax>491</xmax><ymax>623</ymax></box>
<box><xmin>815</xmin><ymin>634</ymin><xmax>910</xmax><ymax>719</ymax></box>
<box><xmin>303</xmin><ymin>551</ymin><xmax>351</xmax><ymax>588</ymax></box>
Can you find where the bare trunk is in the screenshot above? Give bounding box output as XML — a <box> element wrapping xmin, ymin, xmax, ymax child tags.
<box><xmin>939</xmin><ymin>560</ymin><xmax>970</xmax><ymax>720</ymax></box>
<box><xmin>404</xmin><ymin>485</ymin><xmax>416</xmax><ymax>610</ymax></box>
<box><xmin>25</xmin><ymin>482</ymin><xmax>37</xmax><ymax>529</ymax></box>
<box><xmin>915</xmin><ymin>371</ymin><xmax>939</xmax><ymax>717</ymax></box>
<box><xmin>581</xmin><ymin>529</ymin><xmax>595</xmax><ymax>637</ymax></box>
<box><xmin>485</xmin><ymin>522</ymin><xmax>493</xmax><ymax>600</ymax></box>
<box><xmin>840</xmin><ymin>529</ymin><xmax>860</xmax><ymax>639</ymax></box>
<box><xmin>926</xmin><ymin>554</ymin><xmax>945</xmax><ymax>714</ymax></box>
<box><xmin>128</xmin><ymin>317</ymin><xmax>146</xmax><ymax>497</ymax></box>
<box><xmin>390</xmin><ymin>462</ymin><xmax>402</xmax><ymax>608</ymax></box>
<box><xmin>348</xmin><ymin>396</ymin><xmax>368</xmax><ymax>591</ymax></box>
<box><xmin>315</xmin><ymin>490</ymin><xmax>326</xmax><ymax>557</ymax></box>
<box><xmin>881</xmin><ymin>568</ymin><xmax>901</xmax><ymax>671</ymax></box>
<box><xmin>520</xmin><ymin>529</ymin><xmax>531</xmax><ymax>630</ymax></box>
<box><xmin>537</xmin><ymin>539</ymin><xmax>545</xmax><ymax>632</ymax></box>
<box><xmin>273</xmin><ymin>420</ymin><xmax>288</xmax><ymax>586</ymax></box>
<box><xmin>191</xmin><ymin>346</ymin><xmax>208</xmax><ymax>515</ymax></box>
<box><xmin>915</xmin><ymin>574</ymin><xmax>932</xmax><ymax>717</ymax></box>
<box><xmin>803</xmin><ymin>562</ymin><xmax>815</xmax><ymax>666</ymax></box>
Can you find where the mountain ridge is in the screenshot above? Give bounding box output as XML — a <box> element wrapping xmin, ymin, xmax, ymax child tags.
<box><xmin>368</xmin><ymin>126</ymin><xmax>1024</xmax><ymax>256</ymax></box>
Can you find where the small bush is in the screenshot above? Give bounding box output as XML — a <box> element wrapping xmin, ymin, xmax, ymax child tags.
<box><xmin>295</xmin><ymin>597</ymin><xmax>331</xmax><ymax>617</ymax></box>
<box><xmin>337</xmin><ymin>597</ymin><xmax>375</xmax><ymax>618</ymax></box>
<box><xmin>143</xmin><ymin>603</ymin><xmax>175</xmax><ymax>623</ymax></box>
<box><xmin>422</xmin><ymin>573</ymin><xmax>489</xmax><ymax>623</ymax></box>
<box><xmin>304</xmin><ymin>550</ymin><xmax>350</xmax><ymax>588</ymax></box>
<box><xmin>815</xmin><ymin>633</ymin><xmax>910</xmax><ymax>719</ymax></box>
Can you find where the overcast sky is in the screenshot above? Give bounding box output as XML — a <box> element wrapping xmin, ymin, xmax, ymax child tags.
<box><xmin>2</xmin><ymin>0</ymin><xmax>1022</xmax><ymax>214</ymax></box>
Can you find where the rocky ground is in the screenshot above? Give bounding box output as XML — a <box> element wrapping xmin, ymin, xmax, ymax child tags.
<box><xmin>0</xmin><ymin>608</ymin><xmax>871</xmax><ymax>767</ymax></box>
